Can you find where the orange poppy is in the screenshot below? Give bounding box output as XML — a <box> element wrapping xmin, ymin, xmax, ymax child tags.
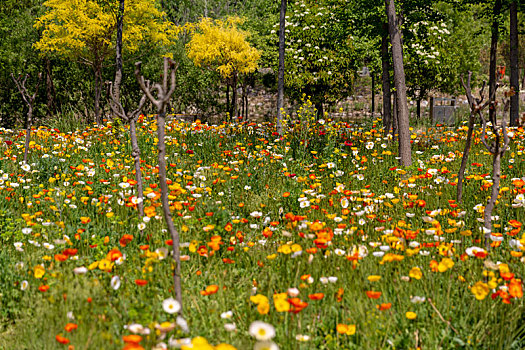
<box><xmin>365</xmin><ymin>291</ymin><xmax>382</xmax><ymax>299</ymax></box>
<box><xmin>64</xmin><ymin>323</ymin><xmax>78</xmax><ymax>332</ymax></box>
<box><xmin>39</xmin><ymin>285</ymin><xmax>50</xmax><ymax>292</ymax></box>
<box><xmin>119</xmin><ymin>234</ymin><xmax>133</xmax><ymax>247</ymax></box>
<box><xmin>55</xmin><ymin>335</ymin><xmax>70</xmax><ymax>344</ymax></box>
<box><xmin>134</xmin><ymin>279</ymin><xmax>148</xmax><ymax>286</ymax></box>
<box><xmin>376</xmin><ymin>303</ymin><xmax>392</xmax><ymax>311</ymax></box>
<box><xmin>200</xmin><ymin>284</ymin><xmax>219</xmax><ymax>296</ymax></box>
<box><xmin>308</xmin><ymin>293</ymin><xmax>325</xmax><ymax>300</ymax></box>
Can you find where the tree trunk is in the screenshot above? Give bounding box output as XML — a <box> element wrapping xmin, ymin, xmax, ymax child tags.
<box><xmin>24</xmin><ymin>107</ymin><xmax>33</xmax><ymax>164</ymax></box>
<box><xmin>484</xmin><ymin>151</ymin><xmax>502</xmax><ymax>248</ymax></box>
<box><xmin>114</xmin><ymin>0</ymin><xmax>125</xmax><ymax>102</ymax></box>
<box><xmin>231</xmin><ymin>73</ymin><xmax>238</xmax><ymax>119</ymax></box>
<box><xmin>45</xmin><ymin>57</ymin><xmax>56</xmax><ymax>117</ymax></box>
<box><xmin>385</xmin><ymin>0</ymin><xmax>411</xmax><ymax>166</ymax></box>
<box><xmin>416</xmin><ymin>98</ymin><xmax>421</xmax><ymax>119</ymax></box>
<box><xmin>393</xmin><ymin>90</ymin><xmax>398</xmax><ymax>139</ymax></box>
<box><xmin>371</xmin><ymin>73</ymin><xmax>375</xmax><ymax>116</ymax></box>
<box><xmin>94</xmin><ymin>61</ymin><xmax>103</xmax><ymax>125</ymax></box>
<box><xmin>226</xmin><ymin>83</ymin><xmax>230</xmax><ymax>118</ymax></box>
<box><xmin>130</xmin><ymin>118</ymin><xmax>144</xmax><ymax>218</ymax></box>
<box><xmin>381</xmin><ymin>24</ymin><xmax>392</xmax><ymax>136</ymax></box>
<box><xmin>510</xmin><ymin>0</ymin><xmax>519</xmax><ymax>126</ymax></box>
<box><xmin>157</xmin><ymin>110</ymin><xmax>183</xmax><ymax>309</ymax></box>
<box><xmin>489</xmin><ymin>0</ymin><xmax>501</xmax><ymax>123</ymax></box>
<box><xmin>457</xmin><ymin>114</ymin><xmax>475</xmax><ymax>203</ymax></box>
<box><xmin>276</xmin><ymin>0</ymin><xmax>287</xmax><ymax>133</ymax></box>
<box><xmin>315</xmin><ymin>101</ymin><xmax>324</xmax><ymax>119</ymax></box>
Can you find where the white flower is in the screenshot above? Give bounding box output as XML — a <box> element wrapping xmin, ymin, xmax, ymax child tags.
<box><xmin>296</xmin><ymin>334</ymin><xmax>310</xmax><ymax>341</ymax></box>
<box><xmin>176</xmin><ymin>316</ymin><xmax>189</xmax><ymax>333</ymax></box>
<box><xmin>328</xmin><ymin>276</ymin><xmax>338</xmax><ymax>283</ymax></box>
<box><xmin>22</xmin><ymin>227</ymin><xmax>32</xmax><ymax>235</ymax></box>
<box><xmin>127</xmin><ymin>323</ymin><xmax>150</xmax><ymax>335</ymax></box>
<box><xmin>410</xmin><ymin>296</ymin><xmax>426</xmax><ymax>304</ymax></box>
<box><xmin>254</xmin><ymin>341</ymin><xmax>279</xmax><ymax>350</ymax></box>
<box><xmin>155</xmin><ymin>247</ymin><xmax>168</xmax><ymax>260</ymax></box>
<box><xmin>73</xmin><ymin>266</ymin><xmax>88</xmax><ymax>275</ymax></box>
<box><xmin>21</xmin><ymin>163</ymin><xmax>30</xmax><ymax>172</ymax></box>
<box><xmin>162</xmin><ymin>297</ymin><xmax>181</xmax><ymax>314</ymax></box>
<box><xmin>111</xmin><ymin>275</ymin><xmax>121</xmax><ymax>290</ymax></box>
<box><xmin>287</xmin><ymin>288</ymin><xmax>300</xmax><ymax>297</ymax></box>
<box><xmin>138</xmin><ymin>223</ymin><xmax>146</xmax><ymax>230</ymax></box>
<box><xmin>249</xmin><ymin>321</ymin><xmax>276</xmax><ymax>341</ymax></box>
<box><xmin>21</xmin><ymin>280</ymin><xmax>29</xmax><ymax>291</ymax></box>
<box><xmin>221</xmin><ymin>311</ymin><xmax>233</xmax><ymax>319</ymax></box>
<box><xmin>224</xmin><ymin>323</ymin><xmax>237</xmax><ymax>332</ymax></box>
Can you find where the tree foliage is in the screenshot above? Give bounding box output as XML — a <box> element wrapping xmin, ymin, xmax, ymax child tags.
<box><xmin>275</xmin><ymin>0</ymin><xmax>358</xmax><ymax>112</ymax></box>
<box><xmin>187</xmin><ymin>17</ymin><xmax>261</xmax><ymax>79</ymax></box>
<box><xmin>34</xmin><ymin>0</ymin><xmax>174</xmax><ymax>62</ymax></box>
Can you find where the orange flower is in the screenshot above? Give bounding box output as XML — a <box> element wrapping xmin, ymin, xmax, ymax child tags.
<box><xmin>288</xmin><ymin>298</ymin><xmax>308</xmax><ymax>313</ymax></box>
<box><xmin>308</xmin><ymin>293</ymin><xmax>325</xmax><ymax>300</ymax></box>
<box><xmin>376</xmin><ymin>303</ymin><xmax>392</xmax><ymax>311</ymax></box>
<box><xmin>119</xmin><ymin>234</ymin><xmax>133</xmax><ymax>247</ymax></box>
<box><xmin>200</xmin><ymin>284</ymin><xmax>219</xmax><ymax>296</ymax></box>
<box><xmin>336</xmin><ymin>288</ymin><xmax>344</xmax><ymax>302</ymax></box>
<box><xmin>430</xmin><ymin>260</ymin><xmax>439</xmax><ymax>272</ymax></box>
<box><xmin>509</xmin><ymin>220</ymin><xmax>522</xmax><ymax>228</ymax></box>
<box><xmin>512</xmin><ymin>179</ymin><xmax>525</xmax><ymax>188</ymax></box>
<box><xmin>106</xmin><ymin>248</ymin><xmax>123</xmax><ymax>261</ymax></box>
<box><xmin>123</xmin><ymin>335</ymin><xmax>142</xmax><ymax>344</ymax></box>
<box><xmin>80</xmin><ymin>216</ymin><xmax>91</xmax><ymax>224</ymax></box>
<box><xmin>64</xmin><ymin>323</ymin><xmax>78</xmax><ymax>332</ymax></box>
<box><xmin>54</xmin><ymin>254</ymin><xmax>68</xmax><ymax>262</ymax></box>
<box><xmin>365</xmin><ymin>291</ymin><xmax>382</xmax><ymax>299</ymax></box>
<box><xmin>283</xmin><ymin>192</ymin><xmax>290</xmax><ymax>197</ymax></box>
<box><xmin>56</xmin><ymin>335</ymin><xmax>70</xmax><ymax>344</ymax></box>
<box><xmin>39</xmin><ymin>285</ymin><xmax>50</xmax><ymax>292</ymax></box>
<box><xmin>134</xmin><ymin>279</ymin><xmax>148</xmax><ymax>286</ymax></box>
<box><xmin>509</xmin><ymin>278</ymin><xmax>523</xmax><ymax>298</ymax></box>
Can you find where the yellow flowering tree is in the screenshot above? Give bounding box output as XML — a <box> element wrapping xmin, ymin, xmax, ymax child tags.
<box><xmin>33</xmin><ymin>0</ymin><xmax>175</xmax><ymax>124</ymax></box>
<box><xmin>186</xmin><ymin>17</ymin><xmax>260</xmax><ymax>119</ymax></box>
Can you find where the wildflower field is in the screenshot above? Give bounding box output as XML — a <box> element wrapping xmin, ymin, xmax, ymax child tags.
<box><xmin>1</xmin><ymin>107</ymin><xmax>525</xmax><ymax>349</ymax></box>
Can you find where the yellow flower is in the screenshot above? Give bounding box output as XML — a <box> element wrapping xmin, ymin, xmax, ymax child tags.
<box><xmin>98</xmin><ymin>259</ymin><xmax>113</xmax><ymax>272</ymax></box>
<box><xmin>257</xmin><ymin>302</ymin><xmax>270</xmax><ymax>315</ymax></box>
<box><xmin>215</xmin><ymin>344</ymin><xmax>237</xmax><ymax>350</ymax></box>
<box><xmin>88</xmin><ymin>261</ymin><xmax>99</xmax><ymax>270</ymax></box>
<box><xmin>336</xmin><ymin>324</ymin><xmax>356</xmax><ymax>335</ymax></box>
<box><xmin>472</xmin><ymin>281</ymin><xmax>490</xmax><ymax>300</ymax></box>
<box><xmin>405</xmin><ymin>311</ymin><xmax>417</xmax><ymax>320</ymax></box>
<box><xmin>273</xmin><ymin>293</ymin><xmax>291</xmax><ymax>312</ymax></box>
<box><xmin>34</xmin><ymin>265</ymin><xmax>45</xmax><ymax>279</ymax></box>
<box><xmin>367</xmin><ymin>275</ymin><xmax>381</xmax><ymax>282</ymax></box>
<box><xmin>409</xmin><ymin>267</ymin><xmax>423</xmax><ymax>280</ymax></box>
<box><xmin>438</xmin><ymin>258</ymin><xmax>454</xmax><ymax>272</ymax></box>
<box><xmin>250</xmin><ymin>294</ymin><xmax>269</xmax><ymax>305</ymax></box>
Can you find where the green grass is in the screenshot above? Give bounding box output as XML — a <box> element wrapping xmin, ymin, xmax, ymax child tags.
<box><xmin>0</xmin><ymin>106</ymin><xmax>524</xmax><ymax>349</ymax></box>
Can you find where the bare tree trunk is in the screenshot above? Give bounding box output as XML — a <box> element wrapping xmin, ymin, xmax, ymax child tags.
<box><xmin>371</xmin><ymin>73</ymin><xmax>375</xmax><ymax>116</ymax></box>
<box><xmin>385</xmin><ymin>0</ymin><xmax>411</xmax><ymax>166</ymax></box>
<box><xmin>114</xmin><ymin>0</ymin><xmax>125</xmax><ymax>102</ymax></box>
<box><xmin>130</xmin><ymin>118</ymin><xmax>144</xmax><ymax>218</ymax></box>
<box><xmin>226</xmin><ymin>83</ymin><xmax>230</xmax><ymax>118</ymax></box>
<box><xmin>94</xmin><ymin>61</ymin><xmax>103</xmax><ymax>125</ymax></box>
<box><xmin>393</xmin><ymin>90</ymin><xmax>398</xmax><ymax>138</ymax></box>
<box><xmin>416</xmin><ymin>98</ymin><xmax>421</xmax><ymax>119</ymax></box>
<box><xmin>457</xmin><ymin>114</ymin><xmax>474</xmax><ymax>203</ymax></box>
<box><xmin>381</xmin><ymin>24</ymin><xmax>392</xmax><ymax>136</ymax></box>
<box><xmin>510</xmin><ymin>0</ymin><xmax>519</xmax><ymax>126</ymax></box>
<box><xmin>315</xmin><ymin>101</ymin><xmax>324</xmax><ymax>119</ymax></box>
<box><xmin>136</xmin><ymin>58</ymin><xmax>183</xmax><ymax>311</ymax></box>
<box><xmin>277</xmin><ymin>0</ymin><xmax>286</xmax><ymax>133</ymax></box>
<box><xmin>232</xmin><ymin>73</ymin><xmax>238</xmax><ymax>119</ymax></box>
<box><xmin>45</xmin><ymin>57</ymin><xmax>56</xmax><ymax>117</ymax></box>
<box><xmin>11</xmin><ymin>73</ymin><xmax>41</xmax><ymax>163</ymax></box>
<box><xmin>157</xmin><ymin>109</ymin><xmax>183</xmax><ymax>308</ymax></box>
<box><xmin>489</xmin><ymin>0</ymin><xmax>501</xmax><ymax>123</ymax></box>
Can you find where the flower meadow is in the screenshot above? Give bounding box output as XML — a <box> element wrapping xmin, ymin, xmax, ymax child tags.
<box><xmin>1</xmin><ymin>106</ymin><xmax>525</xmax><ymax>349</ymax></box>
